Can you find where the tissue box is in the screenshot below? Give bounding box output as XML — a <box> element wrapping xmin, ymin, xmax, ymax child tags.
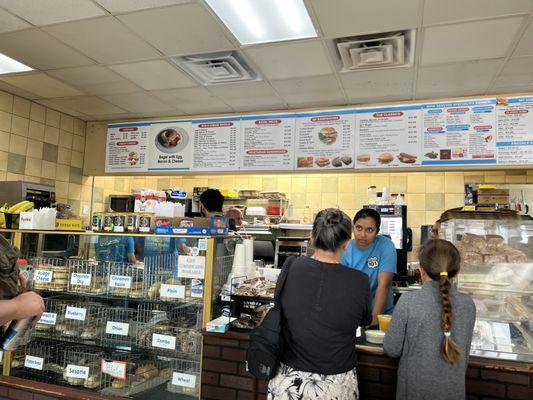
<box><xmin>206</xmin><ymin>316</ymin><xmax>236</xmax><ymax>333</ymax></box>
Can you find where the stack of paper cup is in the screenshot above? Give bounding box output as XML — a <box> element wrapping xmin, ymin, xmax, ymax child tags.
<box><xmin>243</xmin><ymin>239</ymin><xmax>254</xmax><ymax>266</ymax></box>
<box><xmin>233</xmin><ymin>243</ymin><xmax>246</xmax><ymax>268</ymax></box>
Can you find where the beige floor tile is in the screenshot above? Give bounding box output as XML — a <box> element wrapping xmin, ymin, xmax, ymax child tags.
<box><xmin>13</xmin><ymin>97</ymin><xmax>30</xmax><ymax>118</ymax></box>
<box><xmin>29</xmin><ymin>120</ymin><xmax>45</xmax><ymax>140</ymax></box>
<box><xmin>30</xmin><ymin>103</ymin><xmax>46</xmax><ymax>123</ymax></box>
<box><xmin>59</xmin><ymin>130</ymin><xmax>73</xmax><ymax>149</ymax></box>
<box><xmin>25</xmin><ymin>157</ymin><xmax>42</xmax><ymax>178</ymax></box>
<box><xmin>0</xmin><ymin>131</ymin><xmax>9</xmax><ymax>151</ymax></box>
<box><xmin>0</xmin><ymin>110</ymin><xmax>12</xmax><ymax>132</ymax></box>
<box><xmin>44</xmin><ymin>126</ymin><xmax>59</xmax><ymax>145</ymax></box>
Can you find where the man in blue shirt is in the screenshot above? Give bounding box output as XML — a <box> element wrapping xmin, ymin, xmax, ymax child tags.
<box><xmin>95</xmin><ymin>236</ymin><xmax>136</xmax><ymax>263</ymax></box>
<box><xmin>341</xmin><ymin>208</ymin><xmax>397</xmax><ymax>326</ymax></box>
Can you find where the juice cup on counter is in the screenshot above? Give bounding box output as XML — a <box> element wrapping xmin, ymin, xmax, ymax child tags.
<box><xmin>378</xmin><ymin>314</ymin><xmax>392</xmax><ymax>332</ymax></box>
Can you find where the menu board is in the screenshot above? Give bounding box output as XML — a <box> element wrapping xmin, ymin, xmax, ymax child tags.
<box><xmin>148</xmin><ymin>120</ymin><xmax>193</xmax><ymax>171</ymax></box>
<box><xmin>105</xmin><ymin>123</ymin><xmax>150</xmax><ymax>173</ymax></box>
<box><xmin>240</xmin><ymin>114</ymin><xmax>295</xmax><ymax>171</ymax></box>
<box><xmin>294</xmin><ymin>110</ymin><xmax>355</xmax><ymax>170</ymax></box>
<box><xmin>355</xmin><ymin>105</ymin><xmax>421</xmax><ymax>168</ymax></box>
<box><xmin>421</xmin><ymin>99</ymin><xmax>497</xmax><ymax>166</ymax></box>
<box><xmin>496</xmin><ymin>96</ymin><xmax>533</xmax><ymax>165</ymax></box>
<box><xmin>192</xmin><ymin>117</ymin><xmax>240</xmax><ymax>171</ymax></box>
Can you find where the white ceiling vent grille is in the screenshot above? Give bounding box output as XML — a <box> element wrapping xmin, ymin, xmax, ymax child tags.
<box><xmin>171</xmin><ymin>51</ymin><xmax>260</xmax><ymax>85</ymax></box>
<box><xmin>334</xmin><ymin>30</ymin><xmax>415</xmax><ymax>72</ymax></box>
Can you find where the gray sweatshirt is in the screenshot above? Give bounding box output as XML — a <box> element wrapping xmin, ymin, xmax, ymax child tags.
<box><xmin>383</xmin><ymin>281</ymin><xmax>476</xmax><ymax>400</ymax></box>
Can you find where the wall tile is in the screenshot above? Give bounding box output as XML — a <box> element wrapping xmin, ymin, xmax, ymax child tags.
<box><xmin>389</xmin><ymin>174</ymin><xmax>407</xmax><ymax>194</ymax></box>
<box><xmin>23</xmin><ymin>175</ymin><xmax>40</xmax><ymax>183</ymax></box>
<box><xmin>45</xmin><ymin>109</ymin><xmax>60</xmax><ymax>128</ymax></box>
<box><xmin>44</xmin><ymin>125</ymin><xmax>60</xmax><ymax>145</ymax></box>
<box><xmin>13</xmin><ymin>97</ymin><xmax>30</xmax><ymax>118</ymax></box>
<box><xmin>506</xmin><ymin>175</ymin><xmax>527</xmax><ymax>183</ymax></box>
<box><xmin>321</xmin><ymin>193</ymin><xmax>338</xmax><ymax>208</ymax></box>
<box><xmin>6</xmin><ymin>172</ymin><xmax>24</xmax><ymax>181</ymax></box>
<box><xmin>407</xmin><ymin>210</ymin><xmax>426</xmax><ymax>228</ymax></box>
<box><xmin>42</xmin><ymin>143</ymin><xmax>58</xmax><ymax>163</ymax></box>
<box><xmin>305</xmin><ymin>192</ymin><xmax>322</xmax><ymax>209</ymax></box>
<box><xmin>0</xmin><ymin>91</ymin><xmax>13</xmax><ymax>113</ymax></box>
<box><xmin>7</xmin><ymin>153</ymin><xmax>26</xmax><ymax>174</ymax></box>
<box><xmin>277</xmin><ymin>176</ymin><xmax>291</xmax><ymax>193</ymax></box>
<box><xmin>60</xmin><ymin>113</ymin><xmax>74</xmax><ymax>132</ymax></box>
<box><xmin>338</xmin><ymin>193</ymin><xmax>357</xmax><ymax>210</ymax></box>
<box><xmin>0</xmin><ymin>110</ymin><xmax>12</xmax><ymax>132</ymax></box>
<box><xmin>25</xmin><ymin>157</ymin><xmax>42</xmax><ymax>178</ymax></box>
<box><xmin>30</xmin><ymin>103</ymin><xmax>46</xmax><ymax>123</ymax></box>
<box><xmin>425</xmin><ymin>175</ymin><xmax>445</xmax><ymax>193</ymax></box>
<box><xmin>69</xmin><ymin>167</ymin><xmax>83</xmax><ymax>185</ymax></box>
<box><xmin>11</xmin><ymin>115</ymin><xmax>29</xmax><ymax>137</ymax></box>
<box><xmin>322</xmin><ymin>176</ymin><xmax>338</xmax><ymax>193</ymax></box>
<box><xmin>26</xmin><ymin>138</ymin><xmax>43</xmax><ymax>159</ymax></box>
<box><xmin>306</xmin><ymin>176</ymin><xmax>322</xmax><ymax>192</ymax></box>
<box><xmin>406</xmin><ymin>193</ymin><xmax>426</xmax><ymax>211</ymax></box>
<box><xmin>484</xmin><ymin>175</ymin><xmax>506</xmax><ymax>183</ymax></box>
<box><xmin>407</xmin><ymin>172</ymin><xmax>426</xmax><ymax>193</ymax></box>
<box><xmin>68</xmin><ymin>183</ymin><xmax>82</xmax><ymax>200</ymax></box>
<box><xmin>0</xmin><ymin>130</ymin><xmax>9</xmax><ymax>151</ymax></box>
<box><xmin>55</xmin><ymin>181</ymin><xmax>69</xmax><ymax>199</ymax></box>
<box><xmin>29</xmin><ymin>120</ymin><xmax>45</xmax><ymax>140</ymax></box>
<box><xmin>57</xmin><ymin>147</ymin><xmax>71</xmax><ymax>164</ymax></box>
<box><xmin>40</xmin><ymin>178</ymin><xmax>55</xmax><ymax>186</ymax></box>
<box><xmin>0</xmin><ymin>170</ymin><xmax>6</xmax><ymax>180</ymax></box>
<box><xmin>426</xmin><ymin>193</ymin><xmax>445</xmax><ymax>211</ymax></box>
<box><xmin>74</xmin><ymin>119</ymin><xmax>86</xmax><ymax>136</ymax></box>
<box><xmin>444</xmin><ymin>173</ymin><xmax>464</xmax><ymax>194</ymax></box>
<box><xmin>81</xmin><ymin>185</ymin><xmax>93</xmax><ymax>202</ymax></box>
<box><xmin>9</xmin><ymin>134</ymin><xmax>27</xmax><ymax>155</ymax></box>
<box><xmin>59</xmin><ymin>130</ymin><xmax>73</xmax><ymax>149</ymax></box>
<box><xmin>445</xmin><ymin>193</ymin><xmax>464</xmax><ymax>210</ymax></box>
<box><xmin>262</xmin><ymin>176</ymin><xmax>277</xmax><ymax>191</ymax></box>
<box><xmin>338</xmin><ymin>174</ymin><xmax>356</xmax><ymax>193</ymax></box>
<box><xmin>0</xmin><ymin>151</ymin><xmax>7</xmax><ymax>171</ymax></box>
<box><xmin>71</xmin><ymin>150</ymin><xmax>84</xmax><ymax>168</ymax></box>
<box><xmin>41</xmin><ymin>161</ymin><xmax>56</xmax><ymax>180</ymax></box>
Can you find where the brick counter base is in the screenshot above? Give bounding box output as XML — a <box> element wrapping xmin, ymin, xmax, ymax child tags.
<box><xmin>202</xmin><ymin>331</ymin><xmax>533</xmax><ymax>400</ymax></box>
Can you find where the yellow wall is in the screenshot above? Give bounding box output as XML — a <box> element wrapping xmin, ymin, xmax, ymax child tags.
<box><xmin>0</xmin><ymin>89</ymin><xmax>88</xmax><ymax>217</ymax></box>
<box><xmin>93</xmin><ymin>169</ymin><xmax>533</xmax><ymax>254</ymax></box>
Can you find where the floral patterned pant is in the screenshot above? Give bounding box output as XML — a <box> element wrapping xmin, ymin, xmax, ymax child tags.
<box><xmin>268</xmin><ymin>363</ymin><xmax>359</xmax><ymax>400</ymax></box>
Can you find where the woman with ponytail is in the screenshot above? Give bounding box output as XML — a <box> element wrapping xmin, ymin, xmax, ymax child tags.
<box><xmin>383</xmin><ymin>239</ymin><xmax>476</xmax><ymax>400</ymax></box>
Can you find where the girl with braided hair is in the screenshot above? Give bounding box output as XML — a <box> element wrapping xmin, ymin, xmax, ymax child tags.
<box><xmin>383</xmin><ymin>239</ymin><xmax>476</xmax><ymax>400</ymax></box>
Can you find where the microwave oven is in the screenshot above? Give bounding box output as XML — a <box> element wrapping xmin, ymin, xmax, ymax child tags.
<box><xmin>109</xmin><ymin>195</ymin><xmax>135</xmax><ymax>212</ymax></box>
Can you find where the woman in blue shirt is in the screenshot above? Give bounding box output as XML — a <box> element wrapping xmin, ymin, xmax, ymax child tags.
<box><xmin>341</xmin><ymin>208</ymin><xmax>397</xmax><ymax>326</ymax></box>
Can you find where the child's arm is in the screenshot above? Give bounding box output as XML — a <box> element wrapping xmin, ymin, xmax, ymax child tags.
<box><xmin>382</xmin><ymin>296</ymin><xmax>408</xmax><ymax>358</ymax></box>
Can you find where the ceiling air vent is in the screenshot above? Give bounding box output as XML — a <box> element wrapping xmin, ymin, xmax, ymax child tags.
<box><xmin>333</xmin><ymin>30</ymin><xmax>415</xmax><ymax>72</ymax></box>
<box><xmin>171</xmin><ymin>51</ymin><xmax>260</xmax><ymax>85</ymax></box>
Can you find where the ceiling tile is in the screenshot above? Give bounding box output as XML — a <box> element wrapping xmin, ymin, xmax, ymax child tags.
<box><xmin>286</xmin><ymin>98</ymin><xmax>347</xmax><ymax>109</ymax></box>
<box><xmin>0</xmin><ymin>29</ymin><xmax>94</xmax><ymax>69</ymax></box>
<box><xmin>340</xmin><ymin>67</ymin><xmax>414</xmax><ymax>102</ymax></box>
<box><xmin>492</xmin><ymin>56</ymin><xmax>533</xmax><ymax>87</ymax></box>
<box><xmin>95</xmin><ymin>0</ymin><xmax>192</xmax><ymax>14</ymax></box>
<box><xmin>270</xmin><ymin>74</ymin><xmax>346</xmax><ymax>105</ymax></box>
<box><xmin>245</xmin><ymin>41</ymin><xmax>333</xmax><ymax>80</ymax></box>
<box><xmin>415</xmin><ymin>89</ymin><xmax>486</xmax><ymax>100</ymax></box>
<box><xmin>44</xmin><ymin>17</ymin><xmax>161</xmax><ymax>64</ymax></box>
<box><xmin>309</xmin><ymin>0</ymin><xmax>420</xmax><ymax>38</ymax></box>
<box><xmin>43</xmin><ymin>96</ymin><xmax>127</xmax><ymax>115</ymax></box>
<box><xmin>514</xmin><ymin>20</ymin><xmax>533</xmax><ymax>57</ymax></box>
<box><xmin>487</xmin><ymin>83</ymin><xmax>533</xmax><ymax>95</ymax></box>
<box><xmin>87</xmin><ymin>113</ymin><xmax>140</xmax><ymax>121</ymax></box>
<box><xmin>151</xmin><ymin>87</ymin><xmax>232</xmax><ymax>114</ymax></box>
<box><xmin>81</xmin><ymin>81</ymin><xmax>143</xmax><ymax>96</ymax></box>
<box><xmin>232</xmin><ymin>103</ymin><xmax>287</xmax><ymax>113</ymax></box>
<box><xmin>423</xmin><ymin>0</ymin><xmax>533</xmax><ymax>25</ymax></box>
<box><xmin>117</xmin><ymin>3</ymin><xmax>235</xmax><ymax>56</ymax></box>
<box><xmin>416</xmin><ymin>59</ymin><xmax>503</xmax><ymax>97</ymax></box>
<box><xmin>207</xmin><ymin>81</ymin><xmax>285</xmax><ymax>108</ymax></box>
<box><xmin>36</xmin><ymin>99</ymin><xmax>88</xmax><ymax>118</ymax></box>
<box><xmin>103</xmin><ymin>92</ymin><xmax>175</xmax><ymax>113</ymax></box>
<box><xmin>0</xmin><ymin>73</ymin><xmax>85</xmax><ymax>98</ymax></box>
<box><xmin>0</xmin><ymin>80</ymin><xmax>40</xmax><ymax>100</ymax></box>
<box><xmin>421</xmin><ymin>17</ymin><xmax>525</xmax><ymax>65</ymax></box>
<box><xmin>0</xmin><ymin>0</ymin><xmax>106</xmax><ymax>25</ymax></box>
<box><xmin>109</xmin><ymin>60</ymin><xmax>195</xmax><ymax>90</ymax></box>
<box><xmin>0</xmin><ymin>8</ymin><xmax>31</xmax><ymax>33</ymax></box>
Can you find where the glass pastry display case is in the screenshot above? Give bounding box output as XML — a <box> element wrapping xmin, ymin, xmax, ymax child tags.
<box><xmin>441</xmin><ymin>218</ymin><xmax>533</xmax><ymax>362</ymax></box>
<box><xmin>0</xmin><ymin>229</ymin><xmax>235</xmax><ymax>399</ymax></box>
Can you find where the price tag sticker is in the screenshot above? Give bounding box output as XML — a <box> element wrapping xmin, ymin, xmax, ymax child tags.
<box><xmin>109</xmin><ymin>275</ymin><xmax>132</xmax><ymax>289</ymax></box>
<box><xmin>105</xmin><ymin>321</ymin><xmax>129</xmax><ymax>336</ymax></box>
<box><xmin>172</xmin><ymin>372</ymin><xmax>196</xmax><ymax>388</ymax></box>
<box><xmin>66</xmin><ymin>364</ymin><xmax>89</xmax><ymax>379</ymax></box>
<box><xmin>34</xmin><ymin>270</ymin><xmax>53</xmax><ymax>283</ymax></box>
<box><xmin>160</xmin><ymin>284</ymin><xmax>185</xmax><ymax>299</ymax></box>
<box><xmin>198</xmin><ymin>239</ymin><xmax>207</xmax><ymax>251</ymax></box>
<box><xmin>65</xmin><ymin>306</ymin><xmax>87</xmax><ymax>321</ymax></box>
<box><xmin>70</xmin><ymin>273</ymin><xmax>91</xmax><ymax>287</ymax></box>
<box><xmin>101</xmin><ymin>360</ymin><xmax>127</xmax><ymax>380</ymax></box>
<box><xmin>25</xmin><ymin>355</ymin><xmax>44</xmax><ymax>370</ymax></box>
<box><xmin>152</xmin><ymin>333</ymin><xmax>176</xmax><ymax>350</ymax></box>
<box><xmin>39</xmin><ymin>312</ymin><xmax>57</xmax><ymax>325</ymax></box>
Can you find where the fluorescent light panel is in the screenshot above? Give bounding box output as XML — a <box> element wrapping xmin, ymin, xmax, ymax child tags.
<box><xmin>205</xmin><ymin>0</ymin><xmax>317</xmax><ymax>45</ymax></box>
<box><xmin>0</xmin><ymin>53</ymin><xmax>33</xmax><ymax>74</ymax></box>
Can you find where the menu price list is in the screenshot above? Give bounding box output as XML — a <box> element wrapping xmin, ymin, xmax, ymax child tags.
<box><xmin>355</xmin><ymin>105</ymin><xmax>421</xmax><ymax>168</ymax></box>
<box><xmin>496</xmin><ymin>96</ymin><xmax>533</xmax><ymax>165</ymax></box>
<box><xmin>105</xmin><ymin>123</ymin><xmax>150</xmax><ymax>172</ymax></box>
<box><xmin>240</xmin><ymin>115</ymin><xmax>295</xmax><ymax>171</ymax></box>
<box><xmin>295</xmin><ymin>110</ymin><xmax>355</xmax><ymax>170</ymax></box>
<box><xmin>192</xmin><ymin>118</ymin><xmax>240</xmax><ymax>171</ymax></box>
<box><xmin>421</xmin><ymin>99</ymin><xmax>497</xmax><ymax>166</ymax></box>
